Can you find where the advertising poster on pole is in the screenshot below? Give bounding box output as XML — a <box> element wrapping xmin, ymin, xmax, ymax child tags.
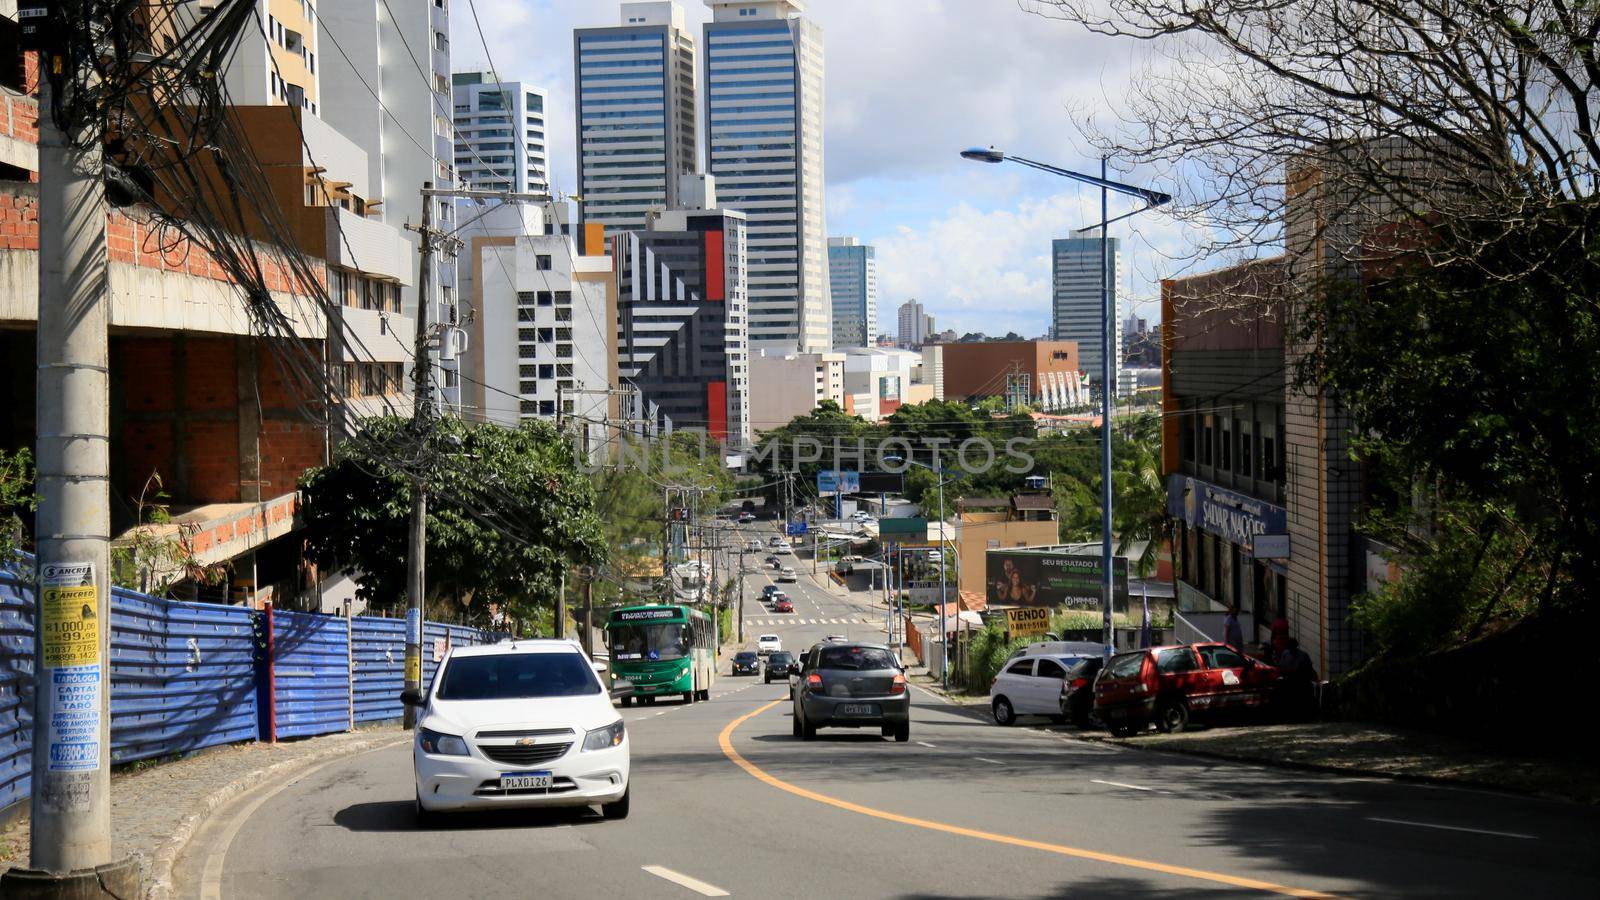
<box><xmin>39</xmin><ymin>562</ymin><xmax>103</xmax><ymax>783</ymax></box>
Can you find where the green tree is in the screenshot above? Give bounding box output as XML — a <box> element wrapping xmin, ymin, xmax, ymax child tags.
<box><xmin>299</xmin><ymin>417</ymin><xmax>605</xmax><ymax>624</ymax></box>
<box><xmin>0</xmin><ymin>447</ymin><xmax>34</xmax><ymax>567</ymax></box>
<box><xmin>1110</xmin><ymin>414</ymin><xmax>1170</xmax><ymax>578</ymax></box>
<box><xmin>1304</xmin><ymin>217</ymin><xmax>1600</xmax><ymax>652</ymax></box>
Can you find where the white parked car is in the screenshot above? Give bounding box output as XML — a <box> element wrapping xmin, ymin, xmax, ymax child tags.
<box><xmin>988</xmin><ymin>653</ymin><xmax>1095</xmax><ymax>726</ymax></box>
<box><xmin>778</xmin><ymin>566</ymin><xmax>797</xmax><ymax>582</ymax></box>
<box><xmin>757</xmin><ymin>634</ymin><xmax>782</xmax><ymax>655</ymax></box>
<box><xmin>406</xmin><ymin>640</ymin><xmax>630</xmax><ymax>825</ymax></box>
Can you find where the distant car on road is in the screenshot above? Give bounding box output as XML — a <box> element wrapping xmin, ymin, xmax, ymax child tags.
<box><xmin>774</xmin><ymin>541</ymin><xmax>793</xmax><ymax>555</ymax></box>
<box><xmin>762</xmin><ymin>584</ymin><xmax>780</xmax><ymax>598</ymax></box>
<box><xmin>768</xmin><ymin>536</ymin><xmax>784</xmax><ymax>547</ymax></box>
<box><xmin>757</xmin><ymin>634</ymin><xmax>782</xmax><ymax>655</ymax></box>
<box><xmin>851</xmin><ymin>510</ymin><xmax>873</xmax><ymax>521</ymax></box>
<box><xmin>773</xmin><ymin>598</ymin><xmax>794</xmax><ymax>613</ymax></box>
<box><xmin>405</xmin><ymin>640</ymin><xmax>629</xmax><ymax>825</ymax></box>
<box><xmin>1094</xmin><ymin>643</ymin><xmax>1280</xmax><ymax>736</ymax></box>
<box><xmin>763</xmin><ymin>554</ymin><xmax>780</xmax><ymax>568</ymax></box>
<box><xmin>778</xmin><ymin>566</ymin><xmax>797</xmax><ymax>582</ymax></box>
<box><xmin>989</xmin><ymin>653</ymin><xmax>1094</xmax><ymax>726</ymax></box>
<box><xmin>732</xmin><ymin>651</ymin><xmax>760</xmax><ymax>676</ymax></box>
<box><xmin>764</xmin><ymin>651</ymin><xmax>795</xmax><ymax>683</ymax></box>
<box><xmin>792</xmin><ymin>642</ymin><xmax>910</xmax><ymax>742</ymax></box>
<box><xmin>738</xmin><ymin>511</ymin><xmax>757</xmax><ymax>523</ymax></box>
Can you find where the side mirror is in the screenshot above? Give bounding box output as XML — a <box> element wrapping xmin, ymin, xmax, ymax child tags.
<box><xmin>591</xmin><ymin>661</ymin><xmax>608</xmax><ymax>675</ymax></box>
<box><xmin>400</xmin><ymin>688</ymin><xmax>424</xmax><ymax>707</ymax></box>
<box><xmin>610</xmin><ymin>679</ymin><xmax>636</xmax><ymax>700</ymax></box>
<box><xmin>787</xmin><ymin>663</ymin><xmax>800</xmax><ymax>676</ymax></box>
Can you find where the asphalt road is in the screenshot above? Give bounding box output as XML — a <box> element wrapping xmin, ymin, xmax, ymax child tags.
<box><xmin>198</xmin><ymin>527</ymin><xmax>1600</xmax><ymax>898</ymax></box>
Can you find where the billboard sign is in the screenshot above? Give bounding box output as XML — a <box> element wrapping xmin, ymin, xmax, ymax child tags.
<box><xmin>986</xmin><ymin>550</ymin><xmax>1129</xmax><ymax>612</ymax></box>
<box><xmin>859</xmin><ymin>472</ymin><xmax>905</xmax><ymax>494</ymax></box>
<box><xmin>817</xmin><ymin>470</ymin><xmax>861</xmax><ymax>494</ymax></box>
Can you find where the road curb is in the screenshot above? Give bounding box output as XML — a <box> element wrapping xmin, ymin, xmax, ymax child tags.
<box><xmin>145</xmin><ymin>729</ymin><xmax>407</xmax><ymax>900</ymax></box>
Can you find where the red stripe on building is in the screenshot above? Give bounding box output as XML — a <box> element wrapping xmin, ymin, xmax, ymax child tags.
<box><xmin>704</xmin><ymin>229</ymin><xmax>725</xmax><ymax>301</ymax></box>
<box><xmin>707</xmin><ymin>380</ymin><xmax>727</xmax><ymax>440</ymax></box>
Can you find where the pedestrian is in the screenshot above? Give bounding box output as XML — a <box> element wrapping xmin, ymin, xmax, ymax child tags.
<box><xmin>1224</xmin><ymin>602</ymin><xmax>1244</xmax><ymax>648</ymax></box>
<box><xmin>1277</xmin><ymin>638</ymin><xmax>1317</xmax><ymax>719</ymax></box>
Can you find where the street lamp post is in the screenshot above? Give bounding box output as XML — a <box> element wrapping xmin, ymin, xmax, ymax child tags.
<box><xmin>960</xmin><ymin>147</ymin><xmax>1171</xmax><ymax>658</ymax></box>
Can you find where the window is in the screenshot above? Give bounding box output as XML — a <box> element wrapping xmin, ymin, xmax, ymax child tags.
<box><xmin>1105</xmin><ymin>653</ymin><xmax>1144</xmax><ymax>679</ymax></box>
<box><xmin>1157</xmin><ymin>648</ymin><xmax>1198</xmax><ymax>673</ymax></box>
<box><xmin>1219</xmin><ymin>415</ymin><xmax>1232</xmax><ymax>473</ymax></box>
<box><xmin>1200</xmin><ymin>645</ymin><xmax>1247</xmax><ymax>669</ymax></box>
<box><xmin>539</xmin><ymin>400</ymin><xmax>555</xmax><ymax>416</ymax></box>
<box><xmin>538</xmin><ymin>364</ymin><xmax>554</xmax><ymax>379</ymax></box>
<box><xmin>555</xmin><ymin>308</ymin><xmax>572</xmax><ymax>322</ymax></box>
<box><xmin>434</xmin><ymin>30</ymin><xmax>448</xmax><ymax>51</ymax></box>
<box><xmin>817</xmin><ymin>646</ymin><xmax>897</xmax><ymax>670</ymax></box>
<box><xmin>436</xmin><ymin>652</ymin><xmax>601</xmax><ymax>700</ymax></box>
<box><xmin>1005</xmin><ymin>659</ymin><xmax>1035</xmax><ymax>677</ymax></box>
<box><xmin>1261</xmin><ymin>422</ymin><xmax>1278</xmax><ymax>481</ymax></box>
<box><xmin>1181</xmin><ymin>407</ymin><xmax>1195</xmax><ymax>462</ymax></box>
<box><xmin>536</xmin><ymin>291</ymin><xmax>554</xmax><ymax>306</ymax></box>
<box><xmin>1035</xmin><ymin>659</ymin><xmax>1067</xmax><ymax>679</ymax></box>
<box><xmin>1239</xmin><ymin>417</ymin><xmax>1253</xmax><ymax>478</ymax></box>
<box><xmin>537</xmin><ymin>328</ymin><xmax>553</xmax><ymax>343</ymax></box>
<box><xmin>536</xmin><ymin>254</ymin><xmax>553</xmax><ymax>270</ymax></box>
<box><xmin>1201</xmin><ymin>414</ymin><xmax>1214</xmax><ymax>466</ymax></box>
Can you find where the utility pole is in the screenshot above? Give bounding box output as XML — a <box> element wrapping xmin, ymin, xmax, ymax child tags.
<box><xmin>14</xmin><ymin>57</ymin><xmax>138</xmax><ymax>892</ymax></box>
<box><xmin>401</xmin><ymin>184</ymin><xmax>436</xmax><ymax>731</ymax></box>
<box><xmin>580</xmin><ymin>573</ymin><xmax>595</xmax><ymax>659</ymax></box>
<box><xmin>556</xmin><ymin>571</ymin><xmax>568</xmax><ymax>641</ymax></box>
<box><xmin>737</xmin><ymin>544</ymin><xmax>746</xmax><ymax>643</ymax></box>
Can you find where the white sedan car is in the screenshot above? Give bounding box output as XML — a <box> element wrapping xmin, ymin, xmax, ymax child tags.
<box><xmin>757</xmin><ymin>634</ymin><xmax>783</xmax><ymax>655</ymax></box>
<box><xmin>988</xmin><ymin>653</ymin><xmax>1094</xmax><ymax>726</ymax></box>
<box><xmin>406</xmin><ymin>640</ymin><xmax>630</xmax><ymax>825</ymax></box>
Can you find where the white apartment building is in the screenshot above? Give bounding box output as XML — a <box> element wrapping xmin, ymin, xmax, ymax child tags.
<box><xmin>828</xmin><ymin>236</ymin><xmax>876</xmax><ymax>348</ymax></box>
<box><xmin>1052</xmin><ymin>236</ymin><xmax>1125</xmax><ymax>395</ymax></box>
<box><xmin>748</xmin><ymin>348</ymin><xmax>844</xmax><ymax>429</ymax></box>
<box><xmin>223</xmin><ymin>0</ymin><xmax>322</xmax><ymax>113</ymax></box>
<box><xmin>318</xmin><ymin>0</ymin><xmax>462</xmax><ymax>405</ymax></box>
<box><xmin>841</xmin><ymin>347</ymin><xmax>919</xmax><ymax>421</ymax></box>
<box><xmin>462</xmin><ymin>205</ymin><xmax>615</xmax><ymax>458</ymax></box>
<box><xmin>897</xmin><ymin>298</ymin><xmax>934</xmax><ymax>348</ymax></box>
<box><xmin>453</xmin><ymin>73</ymin><xmax>549</xmax><ymax>193</ymax></box>
<box><xmin>703</xmin><ymin>0</ymin><xmax>830</xmax><ymax>353</ymax></box>
<box><xmin>574</xmin><ymin>1</ymin><xmax>699</xmax><ymax>236</ymax></box>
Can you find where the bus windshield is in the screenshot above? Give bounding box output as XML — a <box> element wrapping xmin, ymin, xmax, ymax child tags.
<box><xmin>610</xmin><ymin>622</ymin><xmax>690</xmax><ymax>661</ymax></box>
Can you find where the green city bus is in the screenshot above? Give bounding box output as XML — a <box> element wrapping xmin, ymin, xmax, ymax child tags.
<box><xmin>604</xmin><ymin>604</ymin><xmax>716</xmax><ymax>705</ymax></box>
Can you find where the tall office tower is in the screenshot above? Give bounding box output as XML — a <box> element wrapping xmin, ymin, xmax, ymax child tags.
<box><xmin>703</xmin><ymin>0</ymin><xmax>829</xmax><ymax>353</ymax></box>
<box><xmin>828</xmin><ymin>236</ymin><xmax>876</xmax><ymax>348</ymax></box>
<box><xmin>897</xmin><ymin>298</ymin><xmax>933</xmax><ymax>348</ymax></box>
<box><xmin>319</xmin><ymin>0</ymin><xmax>462</xmax><ymax>404</ymax></box>
<box><xmin>615</xmin><ymin>207</ymin><xmax>751</xmax><ymax>447</ymax></box>
<box><xmin>453</xmin><ymin>73</ymin><xmax>549</xmax><ymax>193</ymax></box>
<box><xmin>574</xmin><ymin>2</ymin><xmax>698</xmax><ymax>238</ymax></box>
<box><xmin>1052</xmin><ymin>236</ymin><xmax>1125</xmax><ymax>395</ymax></box>
<box><xmin>223</xmin><ymin>0</ymin><xmax>323</xmax><ymax>112</ymax></box>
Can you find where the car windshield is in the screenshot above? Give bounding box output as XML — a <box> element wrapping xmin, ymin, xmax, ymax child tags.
<box><xmin>609</xmin><ymin>623</ymin><xmax>690</xmax><ymax>661</ymax></box>
<box><xmin>769</xmin><ymin>653</ymin><xmax>793</xmax><ymax>665</ymax></box>
<box><xmin>760</xmin><ymin>635</ymin><xmax>779</xmax><ymax>642</ymax></box>
<box><xmin>734</xmin><ymin>652</ymin><xmax>757</xmax><ymax>661</ymax></box>
<box><xmin>436</xmin><ymin>652</ymin><xmax>600</xmax><ymax>700</ymax></box>
<box><xmin>818</xmin><ymin>646</ymin><xmax>896</xmax><ymax>670</ymax></box>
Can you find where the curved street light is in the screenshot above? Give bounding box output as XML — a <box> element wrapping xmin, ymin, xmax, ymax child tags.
<box><xmin>959</xmin><ymin>146</ymin><xmax>1171</xmax><ymax>658</ymax></box>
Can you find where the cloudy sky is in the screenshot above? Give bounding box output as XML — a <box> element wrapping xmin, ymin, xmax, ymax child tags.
<box><xmin>452</xmin><ymin>0</ymin><xmax>1190</xmax><ymax>337</ymax></box>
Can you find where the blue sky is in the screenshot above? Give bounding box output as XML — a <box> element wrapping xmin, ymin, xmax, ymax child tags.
<box><xmin>455</xmin><ymin>0</ymin><xmax>1197</xmax><ymax>336</ymax></box>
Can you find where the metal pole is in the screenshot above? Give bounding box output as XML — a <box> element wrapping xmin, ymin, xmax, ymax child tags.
<box><xmin>938</xmin><ymin>458</ymin><xmax>949</xmax><ymax>690</ymax></box>
<box><xmin>403</xmin><ymin>183</ymin><xmax>436</xmax><ymax>731</ymax></box>
<box><xmin>557</xmin><ymin>571</ymin><xmax>567</xmax><ymax>641</ymax></box>
<box><xmin>24</xmin><ymin>68</ymin><xmax>121</xmax><ymax>879</ymax></box>
<box><xmin>581</xmin><ymin>578</ymin><xmax>594</xmax><ymax>658</ymax></box>
<box><xmin>1099</xmin><ymin>157</ymin><xmax>1114</xmax><ymax>659</ymax></box>
<box><xmin>737</xmin><ymin>546</ymin><xmax>746</xmax><ymax>642</ymax></box>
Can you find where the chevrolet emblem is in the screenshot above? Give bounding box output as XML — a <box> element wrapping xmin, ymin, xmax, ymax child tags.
<box><xmin>516</xmin><ymin>737</ymin><xmax>538</xmax><ymax>747</ymax></box>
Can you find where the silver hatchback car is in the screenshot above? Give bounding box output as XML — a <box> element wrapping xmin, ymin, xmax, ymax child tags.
<box><xmin>792</xmin><ymin>642</ymin><xmax>910</xmax><ymax>742</ymax></box>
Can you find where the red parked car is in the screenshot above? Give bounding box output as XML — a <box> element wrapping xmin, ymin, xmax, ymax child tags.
<box><xmin>1093</xmin><ymin>643</ymin><xmax>1279</xmax><ymax>736</ymax></box>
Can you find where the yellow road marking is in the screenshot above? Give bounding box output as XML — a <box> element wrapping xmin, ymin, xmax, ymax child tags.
<box><xmin>717</xmin><ymin>700</ymin><xmax>1339</xmax><ymax>899</ymax></box>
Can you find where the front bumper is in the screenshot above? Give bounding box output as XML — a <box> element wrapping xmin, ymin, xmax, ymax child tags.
<box><xmin>733</xmin><ymin>664</ymin><xmax>758</xmax><ymax>675</ymax></box>
<box><xmin>414</xmin><ymin>740</ymin><xmax>629</xmax><ymax>812</ymax></box>
<box><xmin>799</xmin><ymin>692</ymin><xmax>911</xmax><ymax>728</ymax></box>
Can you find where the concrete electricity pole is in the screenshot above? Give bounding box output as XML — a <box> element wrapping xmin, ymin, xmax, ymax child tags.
<box><xmin>401</xmin><ymin>185</ymin><xmax>548</xmax><ymax>727</ymax></box>
<box><xmin>14</xmin><ymin>59</ymin><xmax>142</xmax><ymax>893</ymax></box>
<box><xmin>401</xmin><ymin>184</ymin><xmax>436</xmax><ymax>731</ymax></box>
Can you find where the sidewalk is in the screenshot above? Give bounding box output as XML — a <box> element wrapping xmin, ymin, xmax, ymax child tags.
<box><xmin>0</xmin><ymin>724</ymin><xmax>406</xmax><ymax>897</ymax></box>
<box><xmin>906</xmin><ymin>669</ymin><xmax>1596</xmax><ymax>803</ymax></box>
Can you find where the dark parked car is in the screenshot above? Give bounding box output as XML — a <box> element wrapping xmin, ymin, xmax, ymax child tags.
<box><xmin>732</xmin><ymin>651</ymin><xmax>760</xmax><ymax>676</ymax></box>
<box><xmin>764</xmin><ymin>555</ymin><xmax>780</xmax><ymax>568</ymax></box>
<box><xmin>1094</xmin><ymin>643</ymin><xmax>1279</xmax><ymax>736</ymax></box>
<box><xmin>764</xmin><ymin>651</ymin><xmax>794</xmax><ymax>683</ymax></box>
<box><xmin>1058</xmin><ymin>657</ymin><xmax>1104</xmax><ymax>728</ymax></box>
<box><xmin>792</xmin><ymin>642</ymin><xmax>910</xmax><ymax>742</ymax></box>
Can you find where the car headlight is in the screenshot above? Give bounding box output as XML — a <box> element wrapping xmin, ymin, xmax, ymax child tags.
<box><xmin>418</xmin><ymin>727</ymin><xmax>469</xmax><ymax>756</ymax></box>
<box><xmin>583</xmin><ymin>720</ymin><xmax>626</xmax><ymax>752</ymax></box>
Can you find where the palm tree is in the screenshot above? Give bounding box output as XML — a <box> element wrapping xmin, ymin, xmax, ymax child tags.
<box><xmin>1111</xmin><ymin>414</ymin><xmax>1169</xmax><ymax>578</ymax></box>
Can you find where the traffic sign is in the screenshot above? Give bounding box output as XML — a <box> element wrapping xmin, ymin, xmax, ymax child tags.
<box><xmin>786</xmin><ymin>521</ymin><xmax>809</xmax><ymax>536</ymax></box>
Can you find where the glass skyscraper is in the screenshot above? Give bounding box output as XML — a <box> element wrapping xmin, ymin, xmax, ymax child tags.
<box><xmin>828</xmin><ymin>236</ymin><xmax>876</xmax><ymax>348</ymax></box>
<box><xmin>703</xmin><ymin>0</ymin><xmax>829</xmax><ymax>353</ymax></box>
<box><xmin>573</xmin><ymin>2</ymin><xmax>698</xmax><ymax>236</ymax></box>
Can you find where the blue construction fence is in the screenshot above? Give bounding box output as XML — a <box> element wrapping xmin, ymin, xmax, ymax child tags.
<box><xmin>0</xmin><ymin>562</ymin><xmax>501</xmax><ymax>816</ymax></box>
